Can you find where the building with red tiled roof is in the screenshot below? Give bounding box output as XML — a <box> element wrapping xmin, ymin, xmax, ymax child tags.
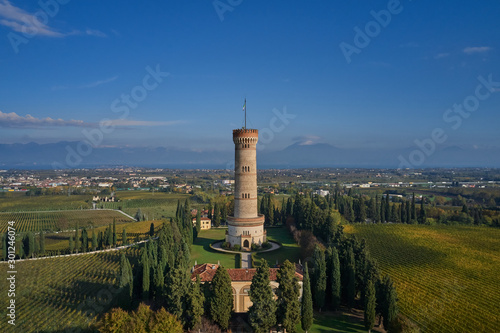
<box><xmin>191</xmin><ymin>263</ymin><xmax>303</xmax><ymax>313</ymax></box>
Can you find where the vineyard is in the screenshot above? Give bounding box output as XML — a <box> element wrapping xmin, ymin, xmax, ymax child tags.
<box><xmin>0</xmin><ymin>192</ymin><xmax>92</xmax><ymax>212</ymax></box>
<box><xmin>344</xmin><ymin>224</ymin><xmax>500</xmax><ymax>332</ymax></box>
<box><xmin>0</xmin><ymin>210</ymin><xmax>133</xmax><ymax>233</ymax></box>
<box><xmin>0</xmin><ymin>247</ymin><xmax>141</xmax><ymax>332</ymax></box>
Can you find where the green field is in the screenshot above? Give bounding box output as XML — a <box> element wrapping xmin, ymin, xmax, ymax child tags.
<box><xmin>0</xmin><ymin>192</ymin><xmax>92</xmax><ymax>212</ymax></box>
<box><xmin>191</xmin><ymin>228</ymin><xmax>237</xmax><ymax>268</ymax></box>
<box><xmin>0</xmin><ymin>247</ymin><xmax>141</xmax><ymax>333</ymax></box>
<box><xmin>0</xmin><ymin>209</ymin><xmax>133</xmax><ymax>233</ymax></box>
<box><xmin>254</xmin><ymin>227</ymin><xmax>301</xmax><ymax>267</ymax></box>
<box><xmin>344</xmin><ymin>224</ymin><xmax>500</xmax><ymax>333</ymax></box>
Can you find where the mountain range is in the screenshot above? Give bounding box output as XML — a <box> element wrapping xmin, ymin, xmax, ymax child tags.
<box><xmin>0</xmin><ymin>141</ymin><xmax>499</xmax><ymax>169</ymax></box>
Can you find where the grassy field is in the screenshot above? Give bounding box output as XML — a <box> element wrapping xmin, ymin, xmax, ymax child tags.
<box><xmin>190</xmin><ymin>228</ymin><xmax>238</xmax><ymax>268</ymax></box>
<box><xmin>0</xmin><ymin>192</ymin><xmax>92</xmax><ymax>212</ymax></box>
<box><xmin>0</xmin><ymin>247</ymin><xmax>141</xmax><ymax>333</ymax></box>
<box><xmin>254</xmin><ymin>227</ymin><xmax>301</xmax><ymax>267</ymax></box>
<box><xmin>0</xmin><ymin>209</ymin><xmax>133</xmax><ymax>233</ymax></box>
<box><xmin>344</xmin><ymin>224</ymin><xmax>500</xmax><ymax>333</ymax></box>
<box><xmin>43</xmin><ymin>219</ymin><xmax>164</xmax><ymax>253</ymax></box>
<box><xmin>296</xmin><ymin>310</ymin><xmax>383</xmax><ymax>333</ymax></box>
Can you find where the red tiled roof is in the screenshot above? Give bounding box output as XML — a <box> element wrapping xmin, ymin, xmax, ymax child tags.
<box><xmin>191</xmin><ymin>263</ymin><xmax>303</xmax><ymax>282</ymax></box>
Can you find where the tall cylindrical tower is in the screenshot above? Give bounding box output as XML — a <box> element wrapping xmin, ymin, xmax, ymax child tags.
<box><xmin>226</xmin><ymin>129</ymin><xmax>266</xmax><ymax>249</ymax></box>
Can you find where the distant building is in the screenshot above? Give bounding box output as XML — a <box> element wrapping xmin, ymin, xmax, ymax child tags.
<box><xmin>191</xmin><ymin>263</ymin><xmax>303</xmax><ymax>313</ymax></box>
<box><xmin>313</xmin><ymin>189</ymin><xmax>330</xmax><ymax>197</ymax></box>
<box><xmin>192</xmin><ymin>217</ymin><xmax>212</xmax><ymax>230</ymax></box>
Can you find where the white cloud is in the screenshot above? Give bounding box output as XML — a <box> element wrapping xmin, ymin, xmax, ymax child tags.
<box><xmin>434</xmin><ymin>53</ymin><xmax>450</xmax><ymax>59</ymax></box>
<box><xmin>463</xmin><ymin>46</ymin><xmax>491</xmax><ymax>54</ymax></box>
<box><xmin>293</xmin><ymin>135</ymin><xmax>321</xmax><ymax>145</ymax></box>
<box><xmin>108</xmin><ymin>119</ymin><xmax>184</xmax><ymax>127</ymax></box>
<box><xmin>0</xmin><ymin>1</ymin><xmax>106</xmax><ymax>39</ymax></box>
<box><xmin>81</xmin><ymin>76</ymin><xmax>118</xmax><ymax>88</ymax></box>
<box><xmin>0</xmin><ymin>110</ymin><xmax>89</xmax><ymax>128</ymax></box>
<box><xmin>0</xmin><ymin>0</ymin><xmax>63</xmax><ymax>37</ymax></box>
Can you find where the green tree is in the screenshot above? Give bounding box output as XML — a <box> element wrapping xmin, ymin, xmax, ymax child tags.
<box><xmin>195</xmin><ymin>210</ymin><xmax>201</xmax><ymax>234</ymax></box>
<box><xmin>212</xmin><ymin>203</ymin><xmax>221</xmax><ymax>228</ymax></box>
<box><xmin>419</xmin><ymin>197</ymin><xmax>427</xmax><ymax>224</ymax></box>
<box><xmin>149</xmin><ymin>222</ymin><xmax>155</xmax><ymax>237</ymax></box>
<box><xmin>81</xmin><ymin>227</ymin><xmax>88</xmax><ymax>253</ymax></box>
<box><xmin>364</xmin><ymin>279</ymin><xmax>376</xmax><ymax>332</ymax></box>
<box><xmin>122</xmin><ymin>228</ymin><xmax>127</xmax><ymax>246</ymax></box>
<box><xmin>346</xmin><ymin>246</ymin><xmax>356</xmax><ymax>308</ymax></box>
<box><xmin>209</xmin><ymin>266</ymin><xmax>233</xmax><ymax>330</ymax></box>
<box><xmin>119</xmin><ymin>253</ymin><xmax>134</xmax><ymax>305</ymax></box>
<box><xmin>2</xmin><ymin>233</ymin><xmax>7</xmax><ymax>260</ymax></box>
<box><xmin>74</xmin><ymin>223</ymin><xmax>79</xmax><ymax>254</ymax></box>
<box><xmin>276</xmin><ymin>260</ymin><xmax>301</xmax><ymax>333</ymax></box>
<box><xmin>69</xmin><ymin>235</ymin><xmax>74</xmax><ymax>254</ymax></box>
<box><xmin>107</xmin><ymin>224</ymin><xmax>113</xmax><ymax>248</ymax></box>
<box><xmin>411</xmin><ymin>193</ymin><xmax>417</xmax><ymax>222</ymax></box>
<box><xmin>39</xmin><ymin>231</ymin><xmax>45</xmax><ymax>256</ymax></box>
<box><xmin>92</xmin><ymin>228</ymin><xmax>97</xmax><ymax>251</ymax></box>
<box><xmin>301</xmin><ymin>263</ymin><xmax>313</xmax><ymax>332</ymax></box>
<box><xmin>329</xmin><ymin>246</ymin><xmax>341</xmax><ymax>309</ymax></box>
<box><xmin>141</xmin><ymin>249</ymin><xmax>150</xmax><ymax>300</ymax></box>
<box><xmin>313</xmin><ymin>245</ymin><xmax>327</xmax><ymax>310</ymax></box>
<box><xmin>185</xmin><ymin>275</ymin><xmax>205</xmax><ymax>330</ymax></box>
<box><xmin>135</xmin><ymin>208</ymin><xmax>144</xmax><ymax>221</ymax></box>
<box><xmin>382</xmin><ymin>275</ymin><xmax>398</xmax><ymax>331</ymax></box>
<box><xmin>165</xmin><ymin>266</ymin><xmax>187</xmax><ymax>319</ymax></box>
<box><xmin>249</xmin><ymin>260</ymin><xmax>277</xmax><ymax>333</ymax></box>
<box><xmin>112</xmin><ymin>218</ymin><xmax>117</xmax><ymax>247</ymax></box>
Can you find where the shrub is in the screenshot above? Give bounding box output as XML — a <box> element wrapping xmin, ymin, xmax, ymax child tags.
<box><xmin>221</xmin><ymin>242</ymin><xmax>231</xmax><ymax>249</ymax></box>
<box><xmin>262</xmin><ymin>241</ymin><xmax>271</xmax><ymax>249</ymax></box>
<box><xmin>233</xmin><ymin>244</ymin><xmax>241</xmax><ymax>251</ymax></box>
<box><xmin>251</xmin><ymin>243</ymin><xmax>260</xmax><ymax>251</ymax></box>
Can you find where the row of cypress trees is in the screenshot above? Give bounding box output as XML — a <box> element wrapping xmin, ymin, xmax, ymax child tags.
<box><xmin>2</xmin><ymin>231</ymin><xmax>45</xmax><ymax>259</ymax></box>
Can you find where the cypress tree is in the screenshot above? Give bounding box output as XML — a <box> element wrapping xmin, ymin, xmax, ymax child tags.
<box><xmin>27</xmin><ymin>232</ymin><xmax>35</xmax><ymax>258</ymax></box>
<box><xmin>411</xmin><ymin>193</ymin><xmax>416</xmax><ymax>222</ymax></box>
<box><xmin>153</xmin><ymin>265</ymin><xmax>164</xmax><ymax>300</ymax></box>
<box><xmin>249</xmin><ymin>260</ymin><xmax>277</xmax><ymax>333</ymax></box>
<box><xmin>119</xmin><ymin>253</ymin><xmax>133</xmax><ymax>305</ymax></box>
<box><xmin>122</xmin><ymin>228</ymin><xmax>127</xmax><ymax>246</ymax></box>
<box><xmin>166</xmin><ymin>266</ymin><xmax>187</xmax><ymax>319</ymax></box>
<box><xmin>382</xmin><ymin>275</ymin><xmax>398</xmax><ymax>331</ymax></box>
<box><xmin>346</xmin><ymin>247</ymin><xmax>356</xmax><ymax>308</ymax></box>
<box><xmin>92</xmin><ymin>228</ymin><xmax>97</xmax><ymax>251</ymax></box>
<box><xmin>149</xmin><ymin>222</ymin><xmax>155</xmax><ymax>237</ymax></box>
<box><xmin>81</xmin><ymin>227</ymin><xmax>88</xmax><ymax>253</ymax></box>
<box><xmin>107</xmin><ymin>224</ymin><xmax>113</xmax><ymax>248</ymax></box>
<box><xmin>33</xmin><ymin>233</ymin><xmax>39</xmax><ymax>256</ymax></box>
<box><xmin>364</xmin><ymin>279</ymin><xmax>376</xmax><ymax>332</ymax></box>
<box><xmin>141</xmin><ymin>249</ymin><xmax>150</xmax><ymax>299</ymax></box>
<box><xmin>419</xmin><ymin>198</ymin><xmax>426</xmax><ymax>224</ymax></box>
<box><xmin>212</xmin><ymin>203</ymin><xmax>221</xmax><ymax>228</ymax></box>
<box><xmin>209</xmin><ymin>266</ymin><xmax>233</xmax><ymax>330</ymax></box>
<box><xmin>74</xmin><ymin>223</ymin><xmax>79</xmax><ymax>254</ymax></box>
<box><xmin>329</xmin><ymin>247</ymin><xmax>341</xmax><ymax>309</ymax></box>
<box><xmin>17</xmin><ymin>238</ymin><xmax>24</xmax><ymax>259</ymax></box>
<box><xmin>313</xmin><ymin>245</ymin><xmax>327</xmax><ymax>310</ymax></box>
<box><xmin>195</xmin><ymin>210</ymin><xmax>201</xmax><ymax>234</ymax></box>
<box><xmin>185</xmin><ymin>275</ymin><xmax>205</xmax><ymax>330</ymax></box>
<box><xmin>112</xmin><ymin>218</ymin><xmax>117</xmax><ymax>247</ymax></box>
<box><xmin>301</xmin><ymin>263</ymin><xmax>313</xmax><ymax>332</ymax></box>
<box><xmin>2</xmin><ymin>233</ymin><xmax>7</xmax><ymax>260</ymax></box>
<box><xmin>276</xmin><ymin>260</ymin><xmax>301</xmax><ymax>333</ymax></box>
<box><xmin>97</xmin><ymin>231</ymin><xmax>103</xmax><ymax>250</ymax></box>
<box><xmin>69</xmin><ymin>235</ymin><xmax>74</xmax><ymax>254</ymax></box>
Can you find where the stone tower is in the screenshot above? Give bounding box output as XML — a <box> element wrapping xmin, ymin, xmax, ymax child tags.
<box><xmin>225</xmin><ymin>129</ymin><xmax>266</xmax><ymax>249</ymax></box>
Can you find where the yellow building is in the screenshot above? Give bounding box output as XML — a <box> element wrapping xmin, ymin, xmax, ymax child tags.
<box><xmin>192</xmin><ymin>217</ymin><xmax>212</xmax><ymax>230</ymax></box>
<box><xmin>191</xmin><ymin>263</ymin><xmax>304</xmax><ymax>313</ymax></box>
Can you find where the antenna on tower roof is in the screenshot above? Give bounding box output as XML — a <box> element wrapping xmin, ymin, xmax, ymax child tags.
<box><xmin>242</xmin><ymin>98</ymin><xmax>247</xmax><ymax>129</ymax></box>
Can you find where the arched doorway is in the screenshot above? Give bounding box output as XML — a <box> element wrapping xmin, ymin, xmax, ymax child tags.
<box><xmin>243</xmin><ymin>240</ymin><xmax>249</xmax><ymax>248</ymax></box>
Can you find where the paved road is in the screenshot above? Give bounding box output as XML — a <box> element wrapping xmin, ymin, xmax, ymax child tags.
<box><xmin>241</xmin><ymin>252</ymin><xmax>251</xmax><ymax>268</ymax></box>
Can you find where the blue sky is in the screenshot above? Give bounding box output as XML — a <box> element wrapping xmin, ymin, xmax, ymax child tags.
<box><xmin>0</xmin><ymin>0</ymin><xmax>499</xmax><ymax>153</ymax></box>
